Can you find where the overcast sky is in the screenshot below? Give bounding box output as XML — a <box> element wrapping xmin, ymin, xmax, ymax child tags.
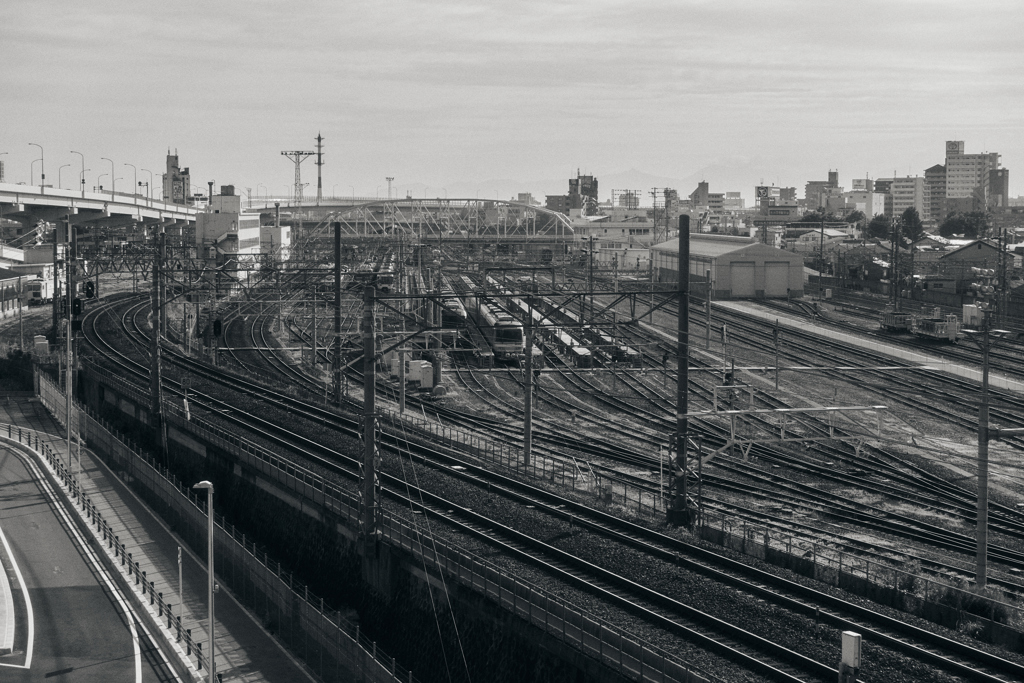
<box><xmin>3</xmin><ymin>0</ymin><xmax>1022</xmax><ymax>202</ymax></box>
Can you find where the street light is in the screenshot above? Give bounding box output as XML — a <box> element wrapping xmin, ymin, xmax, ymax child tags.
<box><xmin>28</xmin><ymin>143</ymin><xmax>44</xmax><ymax>190</ymax></box>
<box><xmin>192</xmin><ymin>480</ymin><xmax>216</xmax><ymax>683</ymax></box>
<box><xmin>71</xmin><ymin>151</ymin><xmax>85</xmax><ymax>197</ymax></box>
<box><xmin>98</xmin><ymin>173</ymin><xmax>108</xmax><ymax>191</ymax></box>
<box><xmin>58</xmin><ymin>164</ymin><xmax>70</xmax><ymax>190</ymax></box>
<box><xmin>30</xmin><ymin>159</ymin><xmax>40</xmax><ymax>186</ymax></box>
<box><xmin>101</xmin><ymin>157</ymin><xmax>114</xmax><ymax>197</ymax></box>
<box><xmin>124</xmin><ymin>163</ymin><xmax>137</xmax><ymax>197</ymax></box>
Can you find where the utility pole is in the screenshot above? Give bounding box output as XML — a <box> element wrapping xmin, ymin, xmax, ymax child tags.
<box><xmin>315</xmin><ymin>133</ymin><xmax>324</xmax><ymax>206</ymax></box>
<box><xmin>669</xmin><ymin>214</ymin><xmax>691</xmax><ymax>526</ymax></box>
<box><xmin>524</xmin><ymin>299</ymin><xmax>533</xmax><ymax>467</ymax></box>
<box><xmin>52</xmin><ymin>229</ymin><xmax>60</xmax><ymax>340</ymax></box>
<box><xmin>968</xmin><ymin>265</ymin><xmax>999</xmax><ymax>588</ymax></box>
<box><xmin>150</xmin><ymin>227</ymin><xmax>166</xmax><ymax>460</ymax></box>
<box><xmin>891</xmin><ymin>216</ymin><xmax>901</xmax><ymax>311</ymax></box>
<box><xmin>333</xmin><ymin>219</ymin><xmax>343</xmax><ymax>404</ymax></box>
<box><xmin>361</xmin><ymin>286</ymin><xmax>378</xmax><ymax>544</ymax></box>
<box><xmin>65</xmin><ymin>218</ymin><xmax>73</xmax><ymax>475</ymax></box>
<box><xmin>818</xmin><ymin>216</ymin><xmax>825</xmax><ymax>300</ymax></box>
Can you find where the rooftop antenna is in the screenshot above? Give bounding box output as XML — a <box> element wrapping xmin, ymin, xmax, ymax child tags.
<box><xmin>281</xmin><ymin>150</ymin><xmax>314</xmax><ymax>205</ymax></box>
<box><xmin>315</xmin><ymin>133</ymin><xmax>325</xmax><ymax>206</ymax></box>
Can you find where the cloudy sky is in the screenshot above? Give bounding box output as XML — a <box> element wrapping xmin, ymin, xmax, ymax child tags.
<box><xmin>2</xmin><ymin>0</ymin><xmax>1022</xmax><ymax>202</ymax></box>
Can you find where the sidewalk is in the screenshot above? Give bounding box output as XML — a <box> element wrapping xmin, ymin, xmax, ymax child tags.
<box><xmin>0</xmin><ymin>397</ymin><xmax>317</xmax><ymax>683</ymax></box>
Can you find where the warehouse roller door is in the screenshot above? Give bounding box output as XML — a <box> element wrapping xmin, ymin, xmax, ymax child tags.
<box><xmin>730</xmin><ymin>262</ymin><xmax>755</xmax><ymax>297</ymax></box>
<box><xmin>765</xmin><ymin>261</ymin><xmax>790</xmax><ymax>297</ymax></box>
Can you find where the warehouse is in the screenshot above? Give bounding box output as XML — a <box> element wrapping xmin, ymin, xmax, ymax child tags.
<box><xmin>651</xmin><ymin>234</ymin><xmax>805</xmax><ymax>298</ymax></box>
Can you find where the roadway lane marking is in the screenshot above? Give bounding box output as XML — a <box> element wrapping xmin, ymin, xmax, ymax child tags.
<box><xmin>0</xmin><ymin>521</ymin><xmax>34</xmax><ymax>669</ymax></box>
<box><xmin>3</xmin><ymin>430</ymin><xmax>193</xmax><ymax>682</ymax></box>
<box><xmin>8</xmin><ymin>446</ymin><xmax>161</xmax><ymax>683</ymax></box>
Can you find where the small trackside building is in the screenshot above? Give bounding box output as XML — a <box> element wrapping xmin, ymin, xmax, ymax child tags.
<box><xmin>651</xmin><ymin>234</ymin><xmax>805</xmax><ymax>298</ymax></box>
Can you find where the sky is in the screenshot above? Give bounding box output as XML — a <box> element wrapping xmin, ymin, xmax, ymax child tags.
<box><xmin>2</xmin><ymin>0</ymin><xmax>1023</xmax><ymax>203</ymax></box>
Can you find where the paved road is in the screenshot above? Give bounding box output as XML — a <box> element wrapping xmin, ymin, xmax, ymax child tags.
<box><xmin>0</xmin><ymin>445</ymin><xmax>177</xmax><ymax>682</ymax></box>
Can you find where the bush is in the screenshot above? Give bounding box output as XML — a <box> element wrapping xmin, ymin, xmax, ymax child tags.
<box><xmin>0</xmin><ymin>349</ymin><xmax>35</xmax><ymax>391</ymax></box>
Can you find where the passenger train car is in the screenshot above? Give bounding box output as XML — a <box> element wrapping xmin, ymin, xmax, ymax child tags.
<box><xmin>460</xmin><ymin>275</ymin><xmax>525</xmax><ymax>361</ymax></box>
<box><xmin>350</xmin><ymin>251</ymin><xmax>396</xmax><ymax>292</ymax></box>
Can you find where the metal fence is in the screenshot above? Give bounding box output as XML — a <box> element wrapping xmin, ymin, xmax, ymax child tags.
<box><xmin>698</xmin><ymin>509</ymin><xmax>1024</xmax><ymax>647</ymax></box>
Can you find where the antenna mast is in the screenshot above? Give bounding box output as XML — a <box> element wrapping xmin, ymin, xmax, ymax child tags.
<box><xmin>281</xmin><ymin>150</ymin><xmax>314</xmax><ymax>205</ymax></box>
<box><xmin>315</xmin><ymin>133</ymin><xmax>325</xmax><ymax>205</ymax></box>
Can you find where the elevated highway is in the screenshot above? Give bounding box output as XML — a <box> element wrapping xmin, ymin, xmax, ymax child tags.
<box><xmin>0</xmin><ymin>183</ymin><xmax>196</xmax><ymax>231</ymax></box>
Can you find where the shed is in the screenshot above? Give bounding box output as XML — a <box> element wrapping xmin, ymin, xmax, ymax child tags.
<box><xmin>938</xmin><ymin>239</ymin><xmax>1002</xmax><ymax>266</ymax></box>
<box><xmin>651</xmin><ymin>234</ymin><xmax>805</xmax><ymax>299</ymax></box>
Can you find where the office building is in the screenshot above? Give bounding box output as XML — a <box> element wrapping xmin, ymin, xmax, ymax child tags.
<box><xmin>945</xmin><ymin>140</ymin><xmax>1001</xmax><ymax>211</ymax></box>
<box><xmin>163</xmin><ymin>151</ymin><xmax>191</xmax><ymax>205</ymax></box>
<box><xmin>924</xmin><ymin>164</ymin><xmax>946</xmax><ymax>223</ymax></box>
<box><xmin>891</xmin><ymin>176</ymin><xmax>926</xmax><ymax>218</ymax></box>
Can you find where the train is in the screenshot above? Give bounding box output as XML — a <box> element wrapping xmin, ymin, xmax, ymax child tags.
<box><xmin>438</xmin><ymin>275</ymin><xmax>468</xmax><ymax>327</ymax></box>
<box><xmin>25</xmin><ymin>277</ymin><xmax>54</xmax><ymax>305</ymax></box>
<box><xmin>460</xmin><ymin>275</ymin><xmax>525</xmax><ymax>361</ymax></box>
<box><xmin>879</xmin><ymin>307</ymin><xmax>960</xmax><ymax>343</ymax></box>
<box><xmin>350</xmin><ymin>251</ymin><xmax>396</xmax><ymax>293</ymax></box>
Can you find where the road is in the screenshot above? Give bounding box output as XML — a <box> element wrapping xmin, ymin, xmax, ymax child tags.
<box><xmin>0</xmin><ymin>445</ymin><xmax>178</xmax><ymax>682</ymax></box>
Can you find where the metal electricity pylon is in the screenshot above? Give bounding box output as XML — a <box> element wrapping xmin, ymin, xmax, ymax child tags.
<box><xmin>281</xmin><ymin>150</ymin><xmax>314</xmax><ymax>205</ymax></box>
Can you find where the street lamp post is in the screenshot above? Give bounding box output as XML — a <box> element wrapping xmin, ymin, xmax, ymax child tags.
<box><xmin>59</xmin><ymin>164</ymin><xmax>70</xmax><ymax>190</ymax></box>
<box><xmin>349</xmin><ymin>185</ymin><xmax>355</xmax><ymax>197</ymax></box>
<box><xmin>192</xmin><ymin>480</ymin><xmax>215</xmax><ymax>683</ymax></box>
<box><xmin>28</xmin><ymin>143</ymin><xmax>44</xmax><ymax>190</ymax></box>
<box><xmin>125</xmin><ymin>163</ymin><xmax>137</xmax><ymax>197</ymax></box>
<box><xmin>101</xmin><ymin>157</ymin><xmax>114</xmax><ymax>198</ymax></box>
<box><xmin>98</xmin><ymin>173</ymin><xmax>108</xmax><ymax>192</ymax></box>
<box><xmin>71</xmin><ymin>151</ymin><xmax>85</xmax><ymax>197</ymax></box>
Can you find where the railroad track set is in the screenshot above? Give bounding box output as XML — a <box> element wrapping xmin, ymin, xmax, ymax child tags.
<box><xmin>74</xmin><ymin>265</ymin><xmax>1024</xmax><ymax>682</ymax></box>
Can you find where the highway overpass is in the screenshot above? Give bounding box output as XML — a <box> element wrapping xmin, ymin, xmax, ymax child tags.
<box><xmin>0</xmin><ymin>183</ymin><xmax>196</xmax><ymax>231</ymax></box>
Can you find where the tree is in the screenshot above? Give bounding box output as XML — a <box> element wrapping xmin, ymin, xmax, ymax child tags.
<box><xmin>844</xmin><ymin>210</ymin><xmax>866</xmax><ymax>225</ymax></box>
<box><xmin>867</xmin><ymin>214</ymin><xmax>890</xmax><ymax>239</ymax></box>
<box><xmin>797</xmin><ymin>210</ymin><xmax>839</xmax><ymax>224</ymax></box>
<box><xmin>900</xmin><ymin>207</ymin><xmax>925</xmax><ymax>243</ymax></box>
<box><xmin>938</xmin><ymin>211</ymin><xmax>990</xmax><ymax>239</ymax></box>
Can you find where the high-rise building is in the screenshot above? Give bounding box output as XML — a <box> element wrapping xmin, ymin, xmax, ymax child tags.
<box><xmin>0</xmin><ymin>159</ymin><xmax>5</xmax><ymax>183</ymax></box>
<box><xmin>891</xmin><ymin>176</ymin><xmax>926</xmax><ymax>218</ymax></box>
<box><xmin>163</xmin><ymin>151</ymin><xmax>191</xmax><ymax>205</ymax></box>
<box><xmin>924</xmin><ymin>164</ymin><xmax>946</xmax><ymax>223</ymax></box>
<box><xmin>945</xmin><ymin>140</ymin><xmax>1001</xmax><ymax>212</ymax></box>
<box><xmin>804</xmin><ymin>171</ymin><xmax>841</xmax><ymax>210</ymax></box>
<box><xmin>989</xmin><ymin>168</ymin><xmax>1010</xmax><ymax>209</ymax></box>
<box><xmin>568</xmin><ymin>172</ymin><xmax>599</xmax><ymax>214</ymax></box>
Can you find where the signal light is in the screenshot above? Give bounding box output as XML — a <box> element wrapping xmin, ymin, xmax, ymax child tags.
<box><xmin>213</xmin><ymin>319</ymin><xmax>222</xmax><ymax>336</ymax></box>
<box><xmin>84</xmin><ymin>281</ymin><xmax>95</xmax><ymax>298</ymax></box>
<box><xmin>72</xmin><ymin>298</ymin><xmax>82</xmax><ymax>316</ymax></box>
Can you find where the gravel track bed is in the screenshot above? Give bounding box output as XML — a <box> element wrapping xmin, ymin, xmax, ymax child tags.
<box><xmin>82</xmin><ymin>292</ymin><xmax>1024</xmax><ymax>681</ymax></box>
